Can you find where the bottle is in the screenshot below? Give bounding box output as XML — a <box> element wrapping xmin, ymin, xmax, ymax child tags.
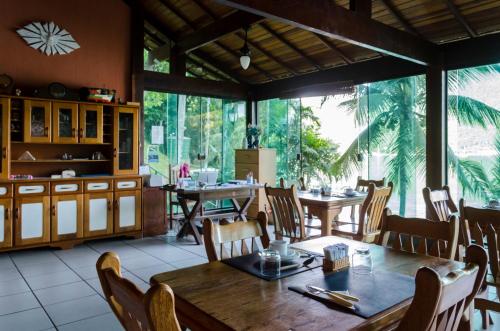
<box><xmin>246</xmin><ymin>171</ymin><xmax>253</xmax><ymax>184</ymax></box>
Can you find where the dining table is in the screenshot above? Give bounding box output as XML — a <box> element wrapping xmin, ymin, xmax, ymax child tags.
<box><xmin>298</xmin><ymin>191</ymin><xmax>367</xmax><ymax>236</ymax></box>
<box><xmin>151</xmin><ymin>236</ymin><xmax>463</xmax><ymax>331</ymax></box>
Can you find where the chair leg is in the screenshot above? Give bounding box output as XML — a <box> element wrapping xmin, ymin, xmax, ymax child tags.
<box><xmin>480</xmin><ymin>309</ymin><xmax>491</xmax><ymax>329</ymax></box>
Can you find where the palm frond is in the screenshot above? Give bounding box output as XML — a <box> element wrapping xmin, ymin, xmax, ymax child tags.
<box><xmin>448</xmin><ymin>95</ymin><xmax>500</xmax><ymax>127</ymax></box>
<box><xmin>448</xmin><ymin>147</ymin><xmax>491</xmax><ymax>199</ymax></box>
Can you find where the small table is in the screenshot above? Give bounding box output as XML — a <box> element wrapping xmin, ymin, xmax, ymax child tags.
<box><xmin>298</xmin><ymin>192</ymin><xmax>367</xmax><ymax>236</ymax></box>
<box><xmin>165</xmin><ymin>184</ymin><xmax>261</xmax><ymax>245</ymax></box>
<box><xmin>151</xmin><ymin>236</ymin><xmax>462</xmax><ymax>331</ymax></box>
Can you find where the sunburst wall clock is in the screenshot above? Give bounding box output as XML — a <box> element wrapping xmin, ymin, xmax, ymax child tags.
<box><xmin>17</xmin><ymin>21</ymin><xmax>80</xmax><ymax>56</ymax></box>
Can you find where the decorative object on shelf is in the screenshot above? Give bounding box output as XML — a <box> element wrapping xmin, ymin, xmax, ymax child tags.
<box><xmin>91</xmin><ymin>151</ymin><xmax>105</xmax><ymax>160</ymax></box>
<box><xmin>18</xmin><ymin>150</ymin><xmax>36</xmax><ymax>160</ymax></box>
<box><xmin>61</xmin><ymin>169</ymin><xmax>76</xmax><ymax>178</ymax></box>
<box><xmin>15</xmin><ymin>88</ymin><xmax>22</xmax><ymax>96</ymax></box>
<box><xmin>9</xmin><ymin>174</ymin><xmax>33</xmax><ymax>180</ymax></box>
<box><xmin>48</xmin><ymin>82</ymin><xmax>67</xmax><ymax>98</ymax></box>
<box><xmin>81</xmin><ymin>87</ymin><xmax>116</xmax><ymax>103</ymax></box>
<box><xmin>0</xmin><ymin>74</ymin><xmax>14</xmax><ymax>94</ymax></box>
<box><xmin>239</xmin><ymin>26</ymin><xmax>251</xmax><ymax>70</ymax></box>
<box><xmin>246</xmin><ymin>124</ymin><xmax>261</xmax><ymax>149</ymax></box>
<box><xmin>179</xmin><ymin>163</ymin><xmax>190</xmax><ymax>178</ymax></box>
<box><xmin>61</xmin><ymin>152</ymin><xmax>73</xmax><ymax>160</ymax></box>
<box><xmin>16</xmin><ymin>21</ymin><xmax>80</xmax><ymax>55</ymax></box>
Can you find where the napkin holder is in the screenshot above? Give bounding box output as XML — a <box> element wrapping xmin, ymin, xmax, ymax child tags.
<box><xmin>323</xmin><ymin>256</ymin><xmax>350</xmax><ymax>272</ymax></box>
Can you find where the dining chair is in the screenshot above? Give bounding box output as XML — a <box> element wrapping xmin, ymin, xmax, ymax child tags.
<box><xmin>96</xmin><ymin>252</ymin><xmax>181</xmax><ymax>331</ymax></box>
<box><xmin>422</xmin><ymin>185</ymin><xmax>458</xmax><ymax>222</ymax></box>
<box><xmin>377</xmin><ymin>208</ymin><xmax>459</xmax><ymax>259</ymax></box>
<box><xmin>203</xmin><ymin>216</ymin><xmax>270</xmax><ymax>262</ymax></box>
<box><xmin>265</xmin><ymin>184</ymin><xmax>309</xmax><ymax>242</ymax></box>
<box><xmin>349</xmin><ymin>176</ymin><xmax>385</xmax><ymax>221</ymax></box>
<box><xmin>331</xmin><ymin>182</ymin><xmax>393</xmax><ymax>243</ymax></box>
<box><xmin>395</xmin><ymin>244</ymin><xmax>487</xmax><ymax>331</ymax></box>
<box><xmin>167</xmin><ymin>164</ymin><xmax>182</xmax><ymax>230</ymax></box>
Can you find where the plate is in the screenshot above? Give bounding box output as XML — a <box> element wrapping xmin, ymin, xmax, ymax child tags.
<box><xmin>281</xmin><ymin>250</ymin><xmax>300</xmax><ymax>262</ymax></box>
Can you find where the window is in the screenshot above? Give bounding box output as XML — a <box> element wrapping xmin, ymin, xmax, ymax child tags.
<box><xmin>144</xmin><ymin>49</ymin><xmax>169</xmax><ymax>74</ymax></box>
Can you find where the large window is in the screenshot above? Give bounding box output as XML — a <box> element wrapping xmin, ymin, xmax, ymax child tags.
<box><xmin>447</xmin><ymin>65</ymin><xmax>500</xmax><ymax>206</ymax></box>
<box><xmin>258</xmin><ymin>75</ymin><xmax>427</xmax><ymax>217</ymax></box>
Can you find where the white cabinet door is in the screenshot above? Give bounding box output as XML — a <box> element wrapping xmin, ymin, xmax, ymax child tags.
<box><xmin>52</xmin><ymin>195</ymin><xmax>83</xmax><ymax>241</ymax></box>
<box><xmin>0</xmin><ymin>199</ymin><xmax>12</xmax><ymax>248</ymax></box>
<box><xmin>15</xmin><ymin>196</ymin><xmax>50</xmax><ymax>246</ymax></box>
<box><xmin>114</xmin><ymin>191</ymin><xmax>141</xmax><ymax>233</ymax></box>
<box><xmin>84</xmin><ymin>192</ymin><xmax>113</xmax><ymax>237</ymax></box>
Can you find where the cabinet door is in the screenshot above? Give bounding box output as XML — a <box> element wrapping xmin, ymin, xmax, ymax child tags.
<box><xmin>53</xmin><ymin>102</ymin><xmax>78</xmax><ymax>143</ymax></box>
<box><xmin>14</xmin><ymin>196</ymin><xmax>50</xmax><ymax>246</ymax></box>
<box><xmin>114</xmin><ymin>190</ymin><xmax>141</xmax><ymax>233</ymax></box>
<box><xmin>79</xmin><ymin>104</ymin><xmax>103</xmax><ymax>144</ymax></box>
<box><xmin>24</xmin><ymin>100</ymin><xmax>51</xmax><ymax>143</ymax></box>
<box><xmin>113</xmin><ymin>107</ymin><xmax>138</xmax><ymax>175</ymax></box>
<box><xmin>0</xmin><ymin>98</ymin><xmax>10</xmax><ymax>179</ymax></box>
<box><xmin>0</xmin><ymin>198</ymin><xmax>13</xmax><ymax>249</ymax></box>
<box><xmin>84</xmin><ymin>192</ymin><xmax>113</xmax><ymax>237</ymax></box>
<box><xmin>51</xmin><ymin>194</ymin><xmax>83</xmax><ymax>242</ymax></box>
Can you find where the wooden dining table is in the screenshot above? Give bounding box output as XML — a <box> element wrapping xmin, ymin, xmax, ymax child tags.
<box><xmin>151</xmin><ymin>236</ymin><xmax>462</xmax><ymax>331</ymax></box>
<box><xmin>298</xmin><ymin>192</ymin><xmax>367</xmax><ymax>236</ymax></box>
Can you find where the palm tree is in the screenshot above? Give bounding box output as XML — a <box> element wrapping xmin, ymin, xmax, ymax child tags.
<box><xmin>331</xmin><ymin>66</ymin><xmax>500</xmax><ymax>215</ymax></box>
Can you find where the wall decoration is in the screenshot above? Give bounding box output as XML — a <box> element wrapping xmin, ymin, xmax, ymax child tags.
<box><xmin>16</xmin><ymin>21</ymin><xmax>80</xmax><ymax>55</ymax></box>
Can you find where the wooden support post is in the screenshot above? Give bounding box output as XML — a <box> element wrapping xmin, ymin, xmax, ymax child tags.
<box><xmin>426</xmin><ymin>61</ymin><xmax>447</xmax><ymax>190</ymax></box>
<box><xmin>170</xmin><ymin>51</ymin><xmax>187</xmax><ymax>76</ymax></box>
<box><xmin>349</xmin><ymin>0</ymin><xmax>372</xmax><ymax>18</ymax></box>
<box><xmin>246</xmin><ymin>98</ymin><xmax>255</xmax><ymax>126</ymax></box>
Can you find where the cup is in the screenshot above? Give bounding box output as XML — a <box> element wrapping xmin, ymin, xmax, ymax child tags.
<box><xmin>343</xmin><ymin>187</ymin><xmax>354</xmax><ymax>196</ymax></box>
<box><xmin>260</xmin><ymin>249</ymin><xmax>281</xmax><ymax>277</ymax></box>
<box><xmin>269</xmin><ymin>240</ymin><xmax>288</xmax><ymax>257</ymax></box>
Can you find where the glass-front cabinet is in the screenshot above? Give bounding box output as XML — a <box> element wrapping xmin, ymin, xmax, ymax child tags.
<box><xmin>24</xmin><ymin>100</ymin><xmax>51</xmax><ymax>143</ymax></box>
<box><xmin>0</xmin><ymin>98</ymin><xmax>10</xmax><ymax>179</ymax></box>
<box><xmin>79</xmin><ymin>104</ymin><xmax>103</xmax><ymax>144</ymax></box>
<box><xmin>53</xmin><ymin>102</ymin><xmax>78</xmax><ymax>143</ymax></box>
<box><xmin>113</xmin><ymin>107</ymin><xmax>138</xmax><ymax>175</ymax></box>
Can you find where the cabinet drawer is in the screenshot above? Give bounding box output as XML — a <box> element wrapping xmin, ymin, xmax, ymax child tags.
<box><xmin>235</xmin><ymin>163</ymin><xmax>259</xmax><ymax>180</ymax></box>
<box><xmin>235</xmin><ymin>150</ymin><xmax>259</xmax><ymax>164</ymax></box>
<box><xmin>84</xmin><ymin>180</ymin><xmax>113</xmax><ymax>192</ymax></box>
<box><xmin>0</xmin><ymin>184</ymin><xmax>12</xmax><ymax>198</ymax></box>
<box><xmin>51</xmin><ymin>181</ymin><xmax>83</xmax><ymax>195</ymax></box>
<box><xmin>114</xmin><ymin>178</ymin><xmax>141</xmax><ymax>191</ymax></box>
<box><xmin>15</xmin><ymin>183</ymin><xmax>49</xmax><ymax>196</ymax></box>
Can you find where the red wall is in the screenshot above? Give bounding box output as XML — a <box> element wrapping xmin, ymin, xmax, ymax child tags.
<box><xmin>0</xmin><ymin>0</ymin><xmax>132</xmax><ymax>100</ymax></box>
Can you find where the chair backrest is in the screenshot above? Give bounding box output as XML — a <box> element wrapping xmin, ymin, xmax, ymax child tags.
<box><xmin>423</xmin><ymin>186</ymin><xmax>458</xmax><ymax>222</ymax></box>
<box><xmin>298</xmin><ymin>177</ymin><xmax>307</xmax><ymax>191</ymax></box>
<box><xmin>377</xmin><ymin>208</ymin><xmax>459</xmax><ymax>259</ymax></box>
<box><xmin>357</xmin><ymin>182</ymin><xmax>393</xmax><ymax>236</ymax></box>
<box><xmin>486</xmin><ymin>224</ymin><xmax>500</xmax><ymax>281</ymax></box>
<box><xmin>460</xmin><ymin>199</ymin><xmax>500</xmax><ymax>248</ymax></box>
<box><xmin>396</xmin><ymin>245</ymin><xmax>486</xmax><ymax>331</ymax></box>
<box><xmin>168</xmin><ymin>164</ymin><xmax>179</xmax><ymax>185</ymax></box>
<box><xmin>96</xmin><ymin>252</ymin><xmax>181</xmax><ymax>331</ymax></box>
<box><xmin>265</xmin><ymin>184</ymin><xmax>306</xmax><ymax>242</ymax></box>
<box><xmin>355</xmin><ymin>176</ymin><xmax>385</xmax><ymax>192</ymax></box>
<box><xmin>203</xmin><ymin>217</ymin><xmax>270</xmax><ymax>262</ymax></box>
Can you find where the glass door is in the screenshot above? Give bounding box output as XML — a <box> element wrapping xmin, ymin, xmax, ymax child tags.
<box><xmin>53</xmin><ymin>102</ymin><xmax>78</xmax><ymax>143</ymax></box>
<box><xmin>200</xmin><ymin>97</ymin><xmax>222</xmax><ymax>180</ymax></box>
<box><xmin>79</xmin><ymin>104</ymin><xmax>103</xmax><ymax>144</ymax></box>
<box><xmin>24</xmin><ymin>100</ymin><xmax>51</xmax><ymax>143</ymax></box>
<box><xmin>113</xmin><ymin>107</ymin><xmax>138</xmax><ymax>175</ymax></box>
<box><xmin>0</xmin><ymin>98</ymin><xmax>9</xmax><ymax>179</ymax></box>
<box><xmin>222</xmin><ymin>100</ymin><xmax>246</xmax><ymax>182</ymax></box>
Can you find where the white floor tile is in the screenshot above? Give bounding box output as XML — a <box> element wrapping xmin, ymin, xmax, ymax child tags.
<box><xmin>57</xmin><ymin>312</ymin><xmax>123</xmax><ymax>331</ymax></box>
<box><xmin>0</xmin><ymin>254</ymin><xmax>15</xmax><ymax>268</ymax></box>
<box><xmin>17</xmin><ymin>261</ymin><xmax>70</xmax><ymax>277</ymax></box>
<box><xmin>34</xmin><ymin>281</ymin><xmax>96</xmax><ymax>306</ymax></box>
<box><xmin>86</xmin><ymin>278</ymin><xmax>104</xmax><ymax>297</ymax></box>
<box><xmin>0</xmin><ymin>266</ymin><xmax>23</xmax><ymax>281</ymax></box>
<box><xmin>10</xmin><ymin>251</ymin><xmax>60</xmax><ymax>266</ymax></box>
<box><xmin>25</xmin><ymin>270</ymin><xmax>81</xmax><ymax>290</ymax></box>
<box><xmin>169</xmin><ymin>256</ymin><xmax>208</xmax><ymax>269</ymax></box>
<box><xmin>44</xmin><ymin>294</ymin><xmax>111</xmax><ymax>326</ymax></box>
<box><xmin>121</xmin><ymin>255</ymin><xmax>164</xmax><ymax>270</ymax></box>
<box><xmin>0</xmin><ymin>292</ymin><xmax>40</xmax><ymax>316</ymax></box>
<box><xmin>127</xmin><ymin>263</ymin><xmax>176</xmax><ymax>283</ymax></box>
<box><xmin>62</xmin><ymin>255</ymin><xmax>101</xmax><ymax>268</ymax></box>
<box><xmin>0</xmin><ymin>277</ymin><xmax>30</xmax><ymax>297</ymax></box>
<box><xmin>0</xmin><ymin>308</ymin><xmax>53</xmax><ymax>331</ymax></box>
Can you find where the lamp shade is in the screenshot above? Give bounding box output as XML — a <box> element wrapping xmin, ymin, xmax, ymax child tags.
<box><xmin>240</xmin><ymin>55</ymin><xmax>251</xmax><ymax>70</ymax></box>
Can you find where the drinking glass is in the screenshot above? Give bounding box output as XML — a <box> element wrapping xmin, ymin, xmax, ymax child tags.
<box><xmin>260</xmin><ymin>249</ymin><xmax>281</xmax><ymax>277</ymax></box>
<box><xmin>351</xmin><ymin>247</ymin><xmax>372</xmax><ymax>274</ymax></box>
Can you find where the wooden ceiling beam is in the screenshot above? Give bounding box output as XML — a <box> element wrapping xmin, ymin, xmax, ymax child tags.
<box><xmin>258</xmin><ymin>22</ymin><xmax>323</xmax><ymax>70</ymax></box>
<box><xmin>187</xmin><ymin>55</ymin><xmax>232</xmax><ymax>81</ymax></box>
<box><xmin>379</xmin><ymin>0</ymin><xmax>421</xmax><ymax>37</ymax></box>
<box><xmin>174</xmin><ymin>11</ymin><xmax>263</xmax><ymax>54</ymax></box>
<box><xmin>444</xmin><ymin>0</ymin><xmax>477</xmax><ymax>38</ymax></box>
<box><xmin>214</xmin><ymin>0</ymin><xmax>438</xmax><ymax>65</ymax></box>
<box><xmin>192</xmin><ymin>0</ymin><xmax>218</xmax><ymax>19</ymax></box>
<box><xmin>349</xmin><ymin>0</ymin><xmax>372</xmax><ymax>18</ymax></box>
<box><xmin>314</xmin><ymin>35</ymin><xmax>354</xmax><ymax>64</ymax></box>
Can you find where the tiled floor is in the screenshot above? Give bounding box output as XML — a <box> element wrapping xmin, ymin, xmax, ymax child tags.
<box><xmin>0</xmin><ymin>234</ymin><xmax>208</xmax><ymax>330</ymax></box>
<box><xmin>1</xmin><ymin>232</ymin><xmax>499</xmax><ymax>330</ymax></box>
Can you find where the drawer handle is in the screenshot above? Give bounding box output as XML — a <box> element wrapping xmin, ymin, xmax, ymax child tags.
<box><xmin>52</xmin><ymin>205</ymin><xmax>56</xmax><ymax>216</ymax></box>
<box><xmin>14</xmin><ymin>208</ymin><xmax>19</xmax><ymax>220</ymax></box>
<box><xmin>114</xmin><ymin>200</ymin><xmax>119</xmax><ymax>209</ymax></box>
<box><xmin>72</xmin><ymin>128</ymin><xmax>76</xmax><ymax>138</ymax></box>
<box><xmin>4</xmin><ymin>208</ymin><xmax>8</xmax><ymax>220</ymax></box>
<box><xmin>113</xmin><ymin>148</ymin><xmax>117</xmax><ymax>158</ymax></box>
<box><xmin>107</xmin><ymin>200</ymin><xmax>112</xmax><ymax>211</ymax></box>
<box><xmin>79</xmin><ymin>128</ymin><xmax>83</xmax><ymax>138</ymax></box>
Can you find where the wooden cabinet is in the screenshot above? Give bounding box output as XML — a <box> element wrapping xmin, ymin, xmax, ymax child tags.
<box><xmin>24</xmin><ymin>100</ymin><xmax>51</xmax><ymax>143</ymax></box>
<box><xmin>83</xmin><ymin>179</ymin><xmax>113</xmax><ymax>238</ymax></box>
<box><xmin>14</xmin><ymin>196</ymin><xmax>50</xmax><ymax>246</ymax></box>
<box><xmin>114</xmin><ymin>190</ymin><xmax>141</xmax><ymax>233</ymax></box>
<box><xmin>53</xmin><ymin>102</ymin><xmax>78</xmax><ymax>143</ymax></box>
<box><xmin>79</xmin><ymin>104</ymin><xmax>103</xmax><ymax>144</ymax></box>
<box><xmin>113</xmin><ymin>107</ymin><xmax>138</xmax><ymax>175</ymax></box>
<box><xmin>51</xmin><ymin>181</ymin><xmax>83</xmax><ymax>242</ymax></box>
<box><xmin>0</xmin><ymin>98</ymin><xmax>10</xmax><ymax>179</ymax></box>
<box><xmin>235</xmin><ymin>149</ymin><xmax>276</xmax><ymax>218</ymax></box>
<box><xmin>143</xmin><ymin>187</ymin><xmax>167</xmax><ymax>237</ymax></box>
<box><xmin>0</xmin><ymin>198</ymin><xmax>13</xmax><ymax>248</ymax></box>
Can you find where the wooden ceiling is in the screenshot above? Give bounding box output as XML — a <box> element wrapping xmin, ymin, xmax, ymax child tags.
<box><xmin>141</xmin><ymin>0</ymin><xmax>500</xmax><ymax>84</ymax></box>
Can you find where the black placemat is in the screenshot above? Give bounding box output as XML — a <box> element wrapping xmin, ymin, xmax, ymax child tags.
<box><xmin>289</xmin><ymin>269</ymin><xmax>415</xmax><ymax>319</ymax></box>
<box><xmin>222</xmin><ymin>252</ymin><xmax>322</xmax><ymax>281</ymax></box>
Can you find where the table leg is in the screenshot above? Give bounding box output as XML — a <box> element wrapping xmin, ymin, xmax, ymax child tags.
<box><xmin>308</xmin><ymin>206</ymin><xmax>342</xmax><ymax>237</ymax></box>
<box><xmin>231</xmin><ymin>196</ymin><xmax>255</xmax><ymax>221</ymax></box>
<box><xmin>177</xmin><ymin>199</ymin><xmax>203</xmax><ymax>245</ymax></box>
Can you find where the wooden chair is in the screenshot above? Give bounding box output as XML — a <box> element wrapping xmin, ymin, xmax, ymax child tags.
<box><xmin>423</xmin><ymin>186</ymin><xmax>458</xmax><ymax>222</ymax></box>
<box><xmin>203</xmin><ymin>216</ymin><xmax>270</xmax><ymax>262</ymax></box>
<box><xmin>96</xmin><ymin>252</ymin><xmax>181</xmax><ymax>331</ymax></box>
<box><xmin>331</xmin><ymin>182</ymin><xmax>393</xmax><ymax>243</ymax></box>
<box><xmin>265</xmin><ymin>184</ymin><xmax>308</xmax><ymax>243</ymax></box>
<box><xmin>395</xmin><ymin>244</ymin><xmax>487</xmax><ymax>331</ymax></box>
<box><xmin>349</xmin><ymin>176</ymin><xmax>385</xmax><ymax>221</ymax></box>
<box><xmin>377</xmin><ymin>208</ymin><xmax>459</xmax><ymax>259</ymax></box>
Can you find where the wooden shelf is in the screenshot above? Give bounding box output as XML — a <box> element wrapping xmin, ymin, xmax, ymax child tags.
<box><xmin>11</xmin><ymin>141</ymin><xmax>113</xmax><ymax>145</ymax></box>
<box><xmin>12</xmin><ymin>159</ymin><xmax>110</xmax><ymax>163</ymax></box>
